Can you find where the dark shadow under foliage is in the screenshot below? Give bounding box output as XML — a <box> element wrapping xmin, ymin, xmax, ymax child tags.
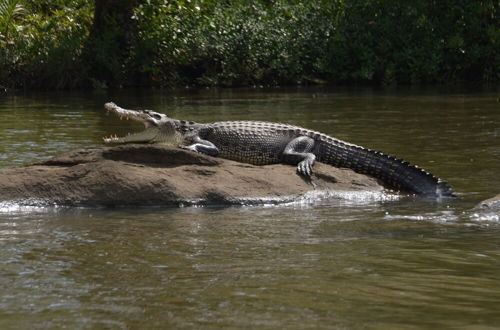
<box><xmin>0</xmin><ymin>0</ymin><xmax>498</xmax><ymax>90</ymax></box>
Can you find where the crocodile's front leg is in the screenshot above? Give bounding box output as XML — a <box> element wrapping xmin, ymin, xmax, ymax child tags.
<box><xmin>281</xmin><ymin>136</ymin><xmax>316</xmax><ymax>177</ymax></box>
<box><xmin>181</xmin><ymin>136</ymin><xmax>220</xmax><ymax>157</ymax></box>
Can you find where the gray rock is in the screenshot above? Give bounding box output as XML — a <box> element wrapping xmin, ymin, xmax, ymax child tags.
<box><xmin>475</xmin><ymin>194</ymin><xmax>500</xmax><ymax>211</ymax></box>
<box><xmin>0</xmin><ymin>145</ymin><xmax>384</xmax><ymax>207</ymax></box>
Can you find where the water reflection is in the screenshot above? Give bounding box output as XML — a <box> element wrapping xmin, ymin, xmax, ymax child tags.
<box><xmin>2</xmin><ymin>205</ymin><xmax>500</xmax><ymax>328</ymax></box>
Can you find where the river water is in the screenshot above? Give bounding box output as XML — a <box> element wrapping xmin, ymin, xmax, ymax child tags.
<box><xmin>0</xmin><ymin>87</ymin><xmax>499</xmax><ymax>328</ymax></box>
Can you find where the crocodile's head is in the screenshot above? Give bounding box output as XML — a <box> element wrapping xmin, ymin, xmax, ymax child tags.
<box><xmin>103</xmin><ymin>102</ymin><xmax>178</xmax><ymax>144</ymax></box>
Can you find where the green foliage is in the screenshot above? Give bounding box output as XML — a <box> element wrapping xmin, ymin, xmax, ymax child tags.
<box><xmin>0</xmin><ymin>0</ymin><xmax>92</xmax><ymax>89</ymax></box>
<box><xmin>132</xmin><ymin>0</ymin><xmax>340</xmax><ymax>86</ymax></box>
<box><xmin>0</xmin><ymin>0</ymin><xmax>497</xmax><ymax>89</ymax></box>
<box><xmin>0</xmin><ymin>0</ymin><xmax>26</xmax><ymax>43</ymax></box>
<box><xmin>131</xmin><ymin>0</ymin><xmax>498</xmax><ymax>87</ymax></box>
<box><xmin>321</xmin><ymin>0</ymin><xmax>499</xmax><ymax>83</ymax></box>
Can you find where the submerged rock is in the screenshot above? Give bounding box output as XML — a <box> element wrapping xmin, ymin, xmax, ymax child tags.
<box><xmin>0</xmin><ymin>145</ymin><xmax>384</xmax><ymax>207</ymax></box>
<box><xmin>475</xmin><ymin>194</ymin><xmax>500</xmax><ymax>212</ymax></box>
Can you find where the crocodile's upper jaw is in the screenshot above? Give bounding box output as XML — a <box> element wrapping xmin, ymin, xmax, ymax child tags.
<box><xmin>103</xmin><ymin>102</ymin><xmax>175</xmax><ymax>144</ymax></box>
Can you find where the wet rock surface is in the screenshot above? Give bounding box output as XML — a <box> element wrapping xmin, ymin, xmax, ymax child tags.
<box><xmin>475</xmin><ymin>194</ymin><xmax>500</xmax><ymax>212</ymax></box>
<box><xmin>0</xmin><ymin>145</ymin><xmax>384</xmax><ymax>207</ymax></box>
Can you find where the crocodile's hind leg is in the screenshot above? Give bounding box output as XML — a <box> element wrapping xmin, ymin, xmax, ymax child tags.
<box><xmin>281</xmin><ymin>136</ymin><xmax>316</xmax><ymax>177</ymax></box>
<box><xmin>181</xmin><ymin>136</ymin><xmax>220</xmax><ymax>157</ymax></box>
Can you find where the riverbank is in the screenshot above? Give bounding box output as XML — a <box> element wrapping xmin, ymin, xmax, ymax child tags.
<box><xmin>1</xmin><ymin>1</ymin><xmax>497</xmax><ymax>90</ymax></box>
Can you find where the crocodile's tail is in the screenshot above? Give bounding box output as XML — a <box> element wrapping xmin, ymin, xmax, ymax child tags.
<box><xmin>317</xmin><ymin>139</ymin><xmax>454</xmax><ymax>198</ymax></box>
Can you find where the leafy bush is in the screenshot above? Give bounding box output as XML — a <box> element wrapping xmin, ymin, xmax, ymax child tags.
<box><xmin>0</xmin><ymin>0</ymin><xmax>497</xmax><ymax>89</ymax></box>
<box><xmin>320</xmin><ymin>0</ymin><xmax>499</xmax><ymax>83</ymax></box>
<box><xmin>0</xmin><ymin>0</ymin><xmax>91</xmax><ymax>89</ymax></box>
<box><xmin>131</xmin><ymin>0</ymin><xmax>340</xmax><ymax>86</ymax></box>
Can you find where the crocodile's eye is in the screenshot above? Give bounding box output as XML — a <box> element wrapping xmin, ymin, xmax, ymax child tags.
<box><xmin>151</xmin><ymin>114</ymin><xmax>162</xmax><ymax>120</ymax></box>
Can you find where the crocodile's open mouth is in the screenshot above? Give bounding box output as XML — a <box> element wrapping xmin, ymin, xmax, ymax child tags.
<box><xmin>103</xmin><ymin>102</ymin><xmax>163</xmax><ymax>144</ymax></box>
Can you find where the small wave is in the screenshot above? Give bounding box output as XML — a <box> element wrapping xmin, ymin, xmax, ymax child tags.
<box><xmin>0</xmin><ymin>199</ymin><xmax>67</xmax><ymax>213</ymax></box>
<box><xmin>469</xmin><ymin>212</ymin><xmax>500</xmax><ymax>223</ymax></box>
<box><xmin>180</xmin><ymin>189</ymin><xmax>400</xmax><ymax>208</ymax></box>
<box><xmin>0</xmin><ymin>189</ymin><xmax>399</xmax><ymax>211</ymax></box>
<box><xmin>383</xmin><ymin>210</ymin><xmax>459</xmax><ymax>223</ymax></box>
<box><xmin>384</xmin><ymin>208</ymin><xmax>500</xmax><ymax>225</ymax></box>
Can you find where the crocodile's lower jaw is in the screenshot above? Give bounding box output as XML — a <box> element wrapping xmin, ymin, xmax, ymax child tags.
<box><xmin>102</xmin><ymin>128</ymin><xmax>160</xmax><ymax>144</ymax></box>
<box><xmin>102</xmin><ymin>135</ymin><xmax>125</xmax><ymax>144</ymax></box>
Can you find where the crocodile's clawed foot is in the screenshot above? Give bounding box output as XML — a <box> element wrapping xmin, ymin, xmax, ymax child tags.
<box><xmin>297</xmin><ymin>162</ymin><xmax>317</xmax><ymax>188</ymax></box>
<box><xmin>297</xmin><ymin>159</ymin><xmax>314</xmax><ymax>177</ymax></box>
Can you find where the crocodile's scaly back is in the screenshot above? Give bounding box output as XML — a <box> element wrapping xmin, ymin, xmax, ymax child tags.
<box><xmin>314</xmin><ymin>135</ymin><xmax>454</xmax><ymax>197</ymax></box>
<box><xmin>199</xmin><ymin>121</ymin><xmax>453</xmax><ymax>197</ymax></box>
<box><xmin>200</xmin><ymin>121</ymin><xmax>303</xmax><ymax>165</ymax></box>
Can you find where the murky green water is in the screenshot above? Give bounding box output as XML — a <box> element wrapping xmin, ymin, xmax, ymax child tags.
<box><xmin>0</xmin><ymin>87</ymin><xmax>499</xmax><ymax>328</ymax></box>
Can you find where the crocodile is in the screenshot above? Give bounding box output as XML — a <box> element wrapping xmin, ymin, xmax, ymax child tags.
<box><xmin>102</xmin><ymin>102</ymin><xmax>454</xmax><ymax>198</ymax></box>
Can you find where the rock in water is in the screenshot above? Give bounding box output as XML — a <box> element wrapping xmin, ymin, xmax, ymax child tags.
<box><xmin>475</xmin><ymin>194</ymin><xmax>500</xmax><ymax>212</ymax></box>
<box><xmin>0</xmin><ymin>145</ymin><xmax>384</xmax><ymax>207</ymax></box>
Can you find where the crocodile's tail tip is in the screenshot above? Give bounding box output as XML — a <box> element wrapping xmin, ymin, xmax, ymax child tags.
<box><xmin>435</xmin><ymin>180</ymin><xmax>455</xmax><ymax>199</ymax></box>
